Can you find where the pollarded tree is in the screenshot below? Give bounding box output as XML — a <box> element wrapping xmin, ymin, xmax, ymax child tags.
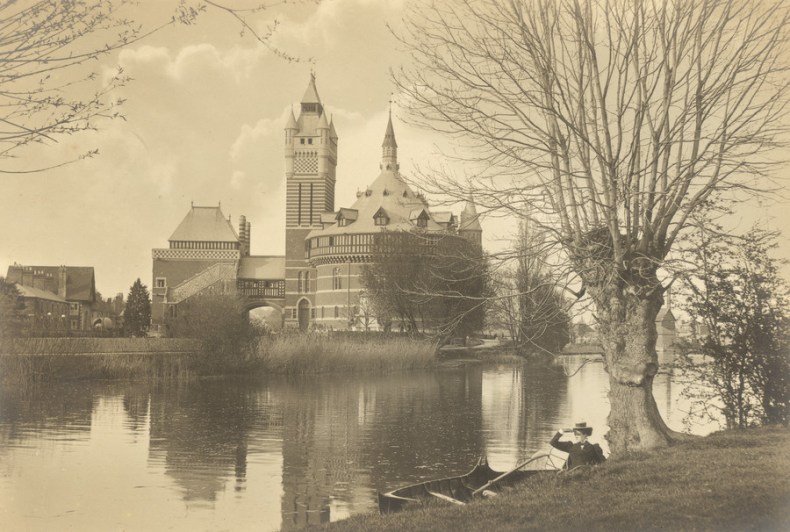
<box><xmin>125</xmin><ymin>278</ymin><xmax>151</xmax><ymax>337</ymax></box>
<box><xmin>395</xmin><ymin>0</ymin><xmax>789</xmax><ymax>452</ymax></box>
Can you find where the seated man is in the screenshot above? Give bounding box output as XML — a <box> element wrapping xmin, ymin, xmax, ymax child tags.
<box><xmin>549</xmin><ymin>422</ymin><xmax>606</xmax><ymax>469</ymax></box>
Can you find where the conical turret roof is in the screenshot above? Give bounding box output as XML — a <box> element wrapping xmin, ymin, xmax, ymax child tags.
<box><xmin>460</xmin><ymin>196</ymin><xmax>482</xmax><ymax>232</ymax></box>
<box><xmin>285</xmin><ymin>108</ymin><xmax>298</xmax><ymax>130</ymax></box>
<box><xmin>317</xmin><ymin>109</ymin><xmax>329</xmax><ymax>129</ymax></box>
<box><xmin>382</xmin><ymin>112</ymin><xmax>398</xmax><ymax>148</ymax></box>
<box><xmin>301</xmin><ymin>73</ymin><xmax>321</xmax><ymax>104</ymax></box>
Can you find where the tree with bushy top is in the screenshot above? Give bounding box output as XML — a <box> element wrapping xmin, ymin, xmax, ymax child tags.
<box><xmin>680</xmin><ymin>225</ymin><xmax>789</xmax><ymax>428</ymax></box>
<box><xmin>0</xmin><ymin>278</ymin><xmax>25</xmax><ymax>338</ymax></box>
<box><xmin>125</xmin><ymin>279</ymin><xmax>151</xmax><ymax>337</ymax></box>
<box><xmin>166</xmin><ymin>293</ymin><xmax>255</xmax><ymax>374</ymax></box>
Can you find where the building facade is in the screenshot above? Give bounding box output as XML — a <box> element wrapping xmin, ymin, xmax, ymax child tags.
<box><xmin>151</xmin><ymin>76</ymin><xmax>482</xmax><ymax>332</ymax></box>
<box><xmin>5</xmin><ymin>264</ymin><xmax>97</xmax><ymax>331</ymax></box>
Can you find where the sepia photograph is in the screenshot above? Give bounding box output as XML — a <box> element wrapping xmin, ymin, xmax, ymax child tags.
<box><xmin>1</xmin><ymin>0</ymin><xmax>788</xmax><ymax>530</ymax></box>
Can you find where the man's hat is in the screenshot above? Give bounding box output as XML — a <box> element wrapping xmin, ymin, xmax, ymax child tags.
<box><xmin>572</xmin><ymin>422</ymin><xmax>593</xmax><ymax>435</ymax></box>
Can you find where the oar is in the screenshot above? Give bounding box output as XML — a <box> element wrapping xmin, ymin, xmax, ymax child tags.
<box><xmin>470</xmin><ymin>453</ymin><xmax>549</xmax><ymax>497</ymax></box>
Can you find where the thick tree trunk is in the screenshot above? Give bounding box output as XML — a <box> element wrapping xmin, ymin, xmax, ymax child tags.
<box><xmin>594</xmin><ymin>286</ymin><xmax>677</xmax><ymax>454</ymax></box>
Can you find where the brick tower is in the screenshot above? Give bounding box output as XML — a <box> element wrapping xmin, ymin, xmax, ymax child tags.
<box><xmin>284</xmin><ymin>74</ymin><xmax>338</xmax><ymax>329</ymax></box>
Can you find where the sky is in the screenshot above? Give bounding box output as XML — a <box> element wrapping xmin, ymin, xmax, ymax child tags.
<box><xmin>2</xmin><ymin>0</ymin><xmax>788</xmax><ymax>298</ymax></box>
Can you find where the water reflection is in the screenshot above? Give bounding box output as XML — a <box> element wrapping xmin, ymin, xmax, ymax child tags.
<box><xmin>0</xmin><ymin>359</ymin><xmax>715</xmax><ymax>531</ymax></box>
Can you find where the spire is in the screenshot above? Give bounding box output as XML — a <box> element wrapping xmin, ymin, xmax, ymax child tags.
<box><xmin>382</xmin><ymin>110</ymin><xmax>398</xmax><ymax>148</ymax></box>
<box><xmin>380</xmin><ymin>107</ymin><xmax>398</xmax><ymax>171</ymax></box>
<box><xmin>301</xmin><ymin>72</ymin><xmax>321</xmax><ymax>104</ymax></box>
<box><xmin>317</xmin><ymin>108</ymin><xmax>329</xmax><ymax>130</ymax></box>
<box><xmin>460</xmin><ymin>195</ymin><xmax>482</xmax><ymax>232</ymax></box>
<box><xmin>285</xmin><ymin>106</ymin><xmax>298</xmax><ymax>130</ymax></box>
<box><xmin>329</xmin><ymin>115</ymin><xmax>338</xmax><ymax>139</ymax></box>
<box><xmin>300</xmin><ymin>73</ymin><xmax>323</xmax><ymax>117</ymax></box>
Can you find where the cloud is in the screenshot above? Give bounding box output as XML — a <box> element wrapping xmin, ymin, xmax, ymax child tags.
<box><xmin>115</xmin><ymin>43</ymin><xmax>269</xmax><ymax>84</ymax></box>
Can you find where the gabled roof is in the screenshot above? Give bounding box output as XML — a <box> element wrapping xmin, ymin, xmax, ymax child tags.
<box><xmin>337</xmin><ymin>208</ymin><xmax>358</xmax><ymax>222</ymax></box>
<box><xmin>169</xmin><ymin>205</ymin><xmax>239</xmax><ymax>243</ymax></box>
<box><xmin>5</xmin><ymin>265</ymin><xmax>96</xmax><ymax>302</ymax></box>
<box><xmin>321</xmin><ymin>212</ymin><xmax>337</xmax><ymax>225</ymax></box>
<box><xmin>431</xmin><ymin>211</ymin><xmax>455</xmax><ymax>225</ymax></box>
<box><xmin>409</xmin><ymin>208</ymin><xmax>430</xmax><ymax>221</ymax></box>
<box><xmin>656</xmin><ymin>308</ymin><xmax>676</xmax><ymax>323</ymax></box>
<box><xmin>14</xmin><ymin>284</ymin><xmax>68</xmax><ymax>303</ymax></box>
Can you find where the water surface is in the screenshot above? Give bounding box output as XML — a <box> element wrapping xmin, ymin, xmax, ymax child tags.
<box><xmin>0</xmin><ymin>357</ymin><xmax>713</xmax><ymax>531</ymax></box>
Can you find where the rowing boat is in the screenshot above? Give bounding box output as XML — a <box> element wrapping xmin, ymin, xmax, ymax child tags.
<box><xmin>377</xmin><ymin>447</ymin><xmax>568</xmax><ymax>514</ymax></box>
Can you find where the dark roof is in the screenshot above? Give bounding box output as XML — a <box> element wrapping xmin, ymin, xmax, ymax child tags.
<box><xmin>656</xmin><ymin>308</ymin><xmax>676</xmax><ymax>323</ymax></box>
<box><xmin>14</xmin><ymin>284</ymin><xmax>68</xmax><ymax>303</ymax></box>
<box><xmin>5</xmin><ymin>265</ymin><xmax>95</xmax><ymax>302</ymax></box>
<box><xmin>301</xmin><ymin>73</ymin><xmax>321</xmax><ymax>104</ymax></box>
<box><xmin>382</xmin><ymin>113</ymin><xmax>398</xmax><ymax>148</ymax></box>
<box><xmin>169</xmin><ymin>205</ymin><xmax>239</xmax><ymax>242</ymax></box>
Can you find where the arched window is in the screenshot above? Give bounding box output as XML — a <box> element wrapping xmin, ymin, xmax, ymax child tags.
<box><xmin>334</xmin><ymin>306</ymin><xmax>339</xmax><ymax>318</ymax></box>
<box><xmin>297</xmin><ymin>272</ymin><xmax>303</xmax><ymax>293</ymax></box>
<box><xmin>333</xmin><ymin>267</ymin><xmax>342</xmax><ymax>290</ymax></box>
<box><xmin>304</xmin><ymin>271</ymin><xmax>311</xmax><ymax>293</ymax></box>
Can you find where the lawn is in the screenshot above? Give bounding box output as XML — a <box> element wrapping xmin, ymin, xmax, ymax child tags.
<box><xmin>318</xmin><ymin>427</ymin><xmax>790</xmax><ymax>531</ymax></box>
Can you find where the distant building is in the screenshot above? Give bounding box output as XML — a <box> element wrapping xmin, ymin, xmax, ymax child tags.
<box><xmin>151</xmin><ymin>76</ymin><xmax>482</xmax><ymax>331</ymax></box>
<box><xmin>5</xmin><ymin>264</ymin><xmax>97</xmax><ymax>331</ymax></box>
<box><xmin>301</xmin><ymin>109</ymin><xmax>482</xmax><ymax>331</ymax></box>
<box><xmin>10</xmin><ymin>284</ymin><xmax>70</xmax><ymax>333</ymax></box>
<box><xmin>571</xmin><ymin>322</ymin><xmax>596</xmax><ymax>344</ymax></box>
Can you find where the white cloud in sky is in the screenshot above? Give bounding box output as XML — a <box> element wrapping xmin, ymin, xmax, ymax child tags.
<box><xmin>3</xmin><ymin>0</ymin><xmax>787</xmax><ymax>297</ymax></box>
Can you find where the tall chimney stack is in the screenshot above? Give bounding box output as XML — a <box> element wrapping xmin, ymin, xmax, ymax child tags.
<box><xmin>238</xmin><ymin>215</ymin><xmax>247</xmax><ymax>256</ymax></box>
<box><xmin>246</xmin><ymin>221</ymin><xmax>251</xmax><ymax>257</ymax></box>
<box><xmin>58</xmin><ymin>265</ymin><xmax>68</xmax><ymax>299</ymax></box>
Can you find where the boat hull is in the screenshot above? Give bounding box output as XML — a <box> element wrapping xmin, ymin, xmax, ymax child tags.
<box><xmin>377</xmin><ymin>456</ymin><xmax>557</xmax><ymax>514</ymax></box>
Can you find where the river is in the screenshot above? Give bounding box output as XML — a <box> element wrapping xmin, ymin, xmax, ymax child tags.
<box><xmin>0</xmin><ymin>356</ymin><xmax>716</xmax><ymax>531</ymax></box>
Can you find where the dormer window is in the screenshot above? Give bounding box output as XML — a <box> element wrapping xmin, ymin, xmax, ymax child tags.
<box><xmin>410</xmin><ymin>208</ymin><xmax>430</xmax><ymax>228</ymax></box>
<box><xmin>374</xmin><ymin>208</ymin><xmax>389</xmax><ymax>226</ymax></box>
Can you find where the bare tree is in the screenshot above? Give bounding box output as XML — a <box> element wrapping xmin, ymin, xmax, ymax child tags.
<box><xmin>395</xmin><ymin>0</ymin><xmax>789</xmax><ymax>453</ymax></box>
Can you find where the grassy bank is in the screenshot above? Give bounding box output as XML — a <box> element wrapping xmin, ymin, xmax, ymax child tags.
<box><xmin>319</xmin><ymin>428</ymin><xmax>790</xmax><ymax>532</ymax></box>
<box><xmin>0</xmin><ymin>352</ymin><xmax>195</xmax><ymax>383</ymax></box>
<box><xmin>0</xmin><ymin>337</ymin><xmax>199</xmax><ymax>355</ymax></box>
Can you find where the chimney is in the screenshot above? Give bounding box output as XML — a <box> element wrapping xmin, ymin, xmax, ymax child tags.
<box><xmin>33</xmin><ymin>269</ymin><xmax>50</xmax><ymax>291</ymax></box>
<box><xmin>238</xmin><ymin>215</ymin><xmax>247</xmax><ymax>256</ymax></box>
<box><xmin>246</xmin><ymin>221</ymin><xmax>251</xmax><ymax>257</ymax></box>
<box><xmin>58</xmin><ymin>266</ymin><xmax>68</xmax><ymax>299</ymax></box>
<box><xmin>21</xmin><ymin>266</ymin><xmax>32</xmax><ymax>287</ymax></box>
